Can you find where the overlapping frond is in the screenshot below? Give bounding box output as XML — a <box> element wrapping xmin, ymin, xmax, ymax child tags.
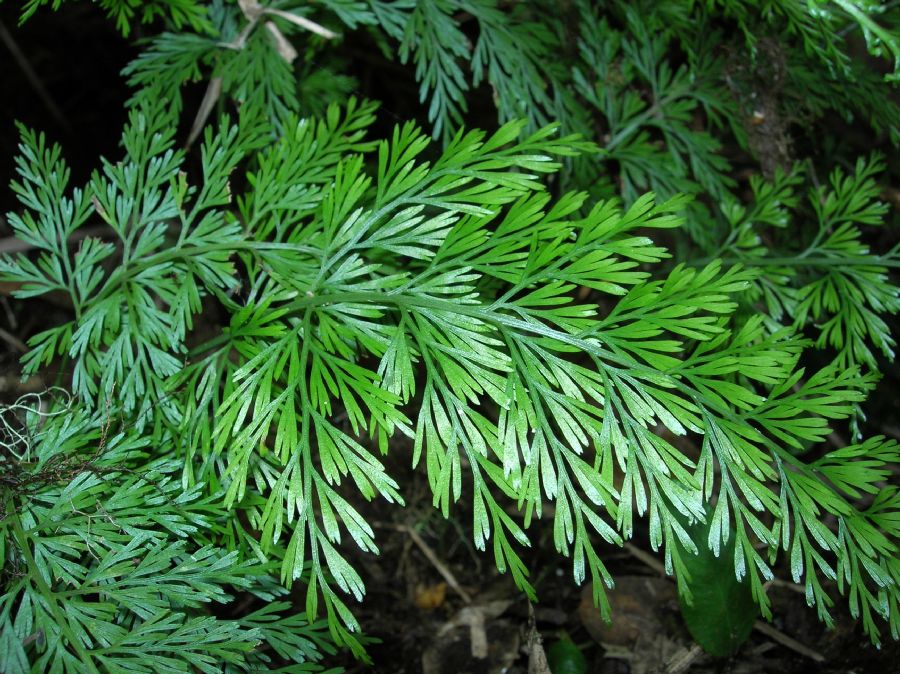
<box><xmin>0</xmin><ymin>398</ymin><xmax>336</xmax><ymax>672</ymax></box>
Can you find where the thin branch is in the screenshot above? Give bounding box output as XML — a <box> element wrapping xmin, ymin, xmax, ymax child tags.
<box><xmin>0</xmin><ymin>326</ymin><xmax>27</xmax><ymax>353</ymax></box>
<box><xmin>402</xmin><ymin>524</ymin><xmax>473</xmax><ymax>604</ymax></box>
<box><xmin>752</xmin><ymin>620</ymin><xmax>825</xmax><ymax>663</ymax></box>
<box><xmin>0</xmin><ymin>19</ymin><xmax>69</xmax><ymax>131</ymax></box>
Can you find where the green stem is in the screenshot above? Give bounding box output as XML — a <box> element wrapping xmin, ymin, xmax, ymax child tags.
<box><xmin>833</xmin><ymin>0</ymin><xmax>900</xmax><ymax>69</ymax></box>
<box><xmin>281</xmin><ymin>289</ymin><xmax>644</xmax><ymax>371</ymax></box>
<box><xmin>693</xmin><ymin>254</ymin><xmax>900</xmax><ymax>269</ymax></box>
<box><xmin>97</xmin><ymin>240</ymin><xmax>320</xmax><ymax>304</ymax></box>
<box><xmin>605</xmin><ymin>87</ymin><xmax>687</xmax><ymax>152</ymax></box>
<box><xmin>187</xmin><ymin>331</ymin><xmax>233</xmax><ymax>358</ymax></box>
<box><xmin>8</xmin><ymin>506</ymin><xmax>100</xmax><ymax>673</ymax></box>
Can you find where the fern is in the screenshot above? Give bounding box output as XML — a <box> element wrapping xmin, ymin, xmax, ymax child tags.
<box><xmin>0</xmin><ymin>92</ymin><xmax>255</xmax><ymax>419</ymax></box>
<box><xmin>0</xmin><ymin>393</ymin><xmax>337</xmax><ymax>672</ymax></box>
<box><xmin>573</xmin><ymin>7</ymin><xmax>738</xmax><ymax>206</ymax></box>
<box><xmin>4</xmin><ymin>101</ymin><xmax>899</xmax><ymax>648</ymax></box>
<box><xmin>1</xmin><ymin>0</ymin><xmax>899</xmax><ymax>668</ymax></box>
<box><xmin>712</xmin><ymin>157</ymin><xmax>900</xmax><ymax>372</ymax></box>
<box><xmin>18</xmin><ymin>0</ymin><xmax>213</xmax><ymax>36</ymax></box>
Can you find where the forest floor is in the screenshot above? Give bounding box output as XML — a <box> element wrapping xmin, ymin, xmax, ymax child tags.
<box><xmin>320</xmin><ymin>453</ymin><xmax>900</xmax><ymax>674</ymax></box>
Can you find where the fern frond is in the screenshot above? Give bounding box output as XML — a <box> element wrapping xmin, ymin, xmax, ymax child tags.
<box><xmin>0</xmin><ymin>397</ymin><xmax>335</xmax><ymax>673</ymax></box>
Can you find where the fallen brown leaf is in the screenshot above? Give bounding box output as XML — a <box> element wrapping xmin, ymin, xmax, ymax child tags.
<box><xmin>415</xmin><ymin>582</ymin><xmax>448</xmax><ymax>610</ymax></box>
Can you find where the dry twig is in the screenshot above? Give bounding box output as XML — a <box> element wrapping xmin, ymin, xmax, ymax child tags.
<box><xmin>402</xmin><ymin>524</ymin><xmax>473</xmax><ymax>604</ymax></box>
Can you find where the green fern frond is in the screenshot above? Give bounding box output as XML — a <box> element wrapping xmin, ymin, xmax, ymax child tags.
<box><xmin>2</xmin><ymin>2</ymin><xmax>899</xmax><ymax>667</ymax></box>
<box><xmin>0</xmin><ymin>397</ymin><xmax>335</xmax><ymax>673</ymax></box>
